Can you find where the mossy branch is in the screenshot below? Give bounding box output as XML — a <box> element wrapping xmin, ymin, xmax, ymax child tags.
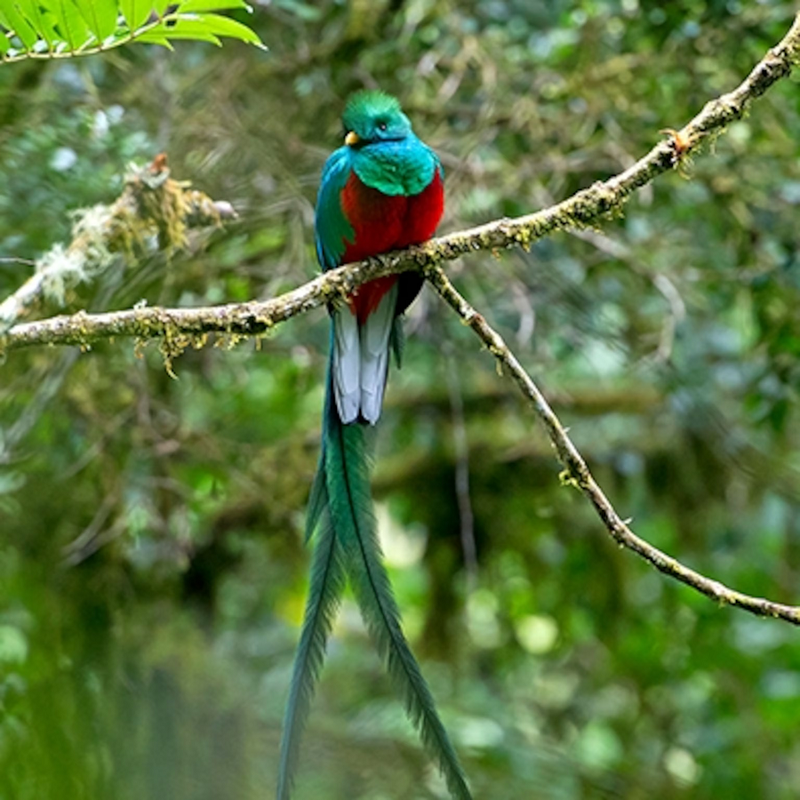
<box><xmin>424</xmin><ymin>265</ymin><xmax>800</xmax><ymax>626</ymax></box>
<box><xmin>0</xmin><ymin>153</ymin><xmax>236</xmax><ymax>336</ymax></box>
<box><xmin>2</xmin><ymin>14</ymin><xmax>799</xmax><ymax>354</ymax></box>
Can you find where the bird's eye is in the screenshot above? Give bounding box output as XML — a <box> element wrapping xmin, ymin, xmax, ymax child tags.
<box><xmin>377</xmin><ymin>121</ymin><xmax>388</xmax><ymax>132</ymax></box>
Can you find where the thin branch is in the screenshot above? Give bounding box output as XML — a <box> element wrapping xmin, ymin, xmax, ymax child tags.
<box><xmin>2</xmin><ymin>14</ymin><xmax>800</xmax><ymax>355</ymax></box>
<box><xmin>424</xmin><ymin>264</ymin><xmax>800</xmax><ymax>626</ymax></box>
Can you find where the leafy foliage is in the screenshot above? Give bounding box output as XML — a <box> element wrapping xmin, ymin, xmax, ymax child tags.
<box><xmin>0</xmin><ymin>0</ymin><xmax>263</xmax><ymax>61</ymax></box>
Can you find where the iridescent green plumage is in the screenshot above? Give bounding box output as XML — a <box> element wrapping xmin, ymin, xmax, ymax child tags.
<box><xmin>277</xmin><ymin>91</ymin><xmax>469</xmax><ymax>800</ymax></box>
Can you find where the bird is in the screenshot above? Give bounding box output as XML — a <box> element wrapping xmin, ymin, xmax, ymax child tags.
<box><xmin>276</xmin><ymin>91</ymin><xmax>472</xmax><ymax>800</ymax></box>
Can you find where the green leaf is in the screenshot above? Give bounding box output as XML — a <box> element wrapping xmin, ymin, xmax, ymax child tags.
<box><xmin>176</xmin><ymin>0</ymin><xmax>251</xmax><ymax>12</ymax></box>
<box><xmin>0</xmin><ymin>3</ymin><xmax>39</xmax><ymax>50</ymax></box>
<box><xmin>136</xmin><ymin>18</ymin><xmax>222</xmax><ymax>45</ymax></box>
<box><xmin>14</xmin><ymin>0</ymin><xmax>56</xmax><ymax>46</ymax></box>
<box><xmin>136</xmin><ymin>12</ymin><xmax>262</xmax><ymax>48</ymax></box>
<box><xmin>0</xmin><ymin>0</ymin><xmax>261</xmax><ymax>57</ymax></box>
<box><xmin>119</xmin><ymin>0</ymin><xmax>152</xmax><ymax>30</ymax></box>
<box><xmin>189</xmin><ymin>11</ymin><xmax>263</xmax><ymax>46</ymax></box>
<box><xmin>72</xmin><ymin>0</ymin><xmax>117</xmax><ymax>41</ymax></box>
<box><xmin>43</xmin><ymin>0</ymin><xmax>92</xmax><ymax>48</ymax></box>
<box><xmin>131</xmin><ymin>31</ymin><xmax>172</xmax><ymax>47</ymax></box>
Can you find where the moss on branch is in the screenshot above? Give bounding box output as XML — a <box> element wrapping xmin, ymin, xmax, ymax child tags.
<box><xmin>425</xmin><ymin>264</ymin><xmax>800</xmax><ymax>626</ymax></box>
<box><xmin>2</xmin><ymin>14</ymin><xmax>800</xmax><ymax>359</ymax></box>
<box><xmin>0</xmin><ymin>153</ymin><xmax>236</xmax><ymax>336</ymax></box>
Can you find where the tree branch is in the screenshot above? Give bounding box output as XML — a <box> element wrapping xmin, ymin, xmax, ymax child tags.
<box><xmin>2</xmin><ymin>13</ymin><xmax>799</xmax><ymax>355</ymax></box>
<box><xmin>424</xmin><ymin>265</ymin><xmax>800</xmax><ymax>625</ymax></box>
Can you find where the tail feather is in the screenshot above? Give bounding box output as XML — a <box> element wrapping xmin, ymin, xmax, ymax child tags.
<box><xmin>332</xmin><ymin>308</ymin><xmax>361</xmax><ymax>424</ymax></box>
<box><xmin>325</xmin><ymin>407</ymin><xmax>472</xmax><ymax>800</ymax></box>
<box><xmin>280</xmin><ymin>341</ymin><xmax>471</xmax><ymax>800</ymax></box>
<box><xmin>304</xmin><ymin>446</ymin><xmax>327</xmax><ymax>543</ymax></box>
<box><xmin>359</xmin><ymin>282</ymin><xmax>398</xmax><ymax>424</ymax></box>
<box><xmin>277</xmin><ymin>501</ymin><xmax>346</xmax><ymax>800</ymax></box>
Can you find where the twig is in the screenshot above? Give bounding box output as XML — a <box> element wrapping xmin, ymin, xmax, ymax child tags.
<box><xmin>2</xmin><ymin>14</ymin><xmax>799</xmax><ymax>355</ymax></box>
<box><xmin>424</xmin><ymin>264</ymin><xmax>800</xmax><ymax>626</ymax></box>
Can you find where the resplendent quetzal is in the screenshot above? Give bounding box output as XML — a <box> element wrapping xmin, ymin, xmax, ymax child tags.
<box><xmin>277</xmin><ymin>91</ymin><xmax>472</xmax><ymax>800</ymax></box>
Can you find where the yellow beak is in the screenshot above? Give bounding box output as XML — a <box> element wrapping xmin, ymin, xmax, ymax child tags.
<box><xmin>345</xmin><ymin>131</ymin><xmax>360</xmax><ymax>146</ymax></box>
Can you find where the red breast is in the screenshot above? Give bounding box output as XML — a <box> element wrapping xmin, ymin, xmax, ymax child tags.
<box><xmin>340</xmin><ymin>171</ymin><xmax>444</xmax><ymax>323</ymax></box>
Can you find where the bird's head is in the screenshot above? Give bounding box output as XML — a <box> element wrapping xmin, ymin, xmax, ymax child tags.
<box><xmin>342</xmin><ymin>90</ymin><xmax>412</xmax><ymax>148</ymax></box>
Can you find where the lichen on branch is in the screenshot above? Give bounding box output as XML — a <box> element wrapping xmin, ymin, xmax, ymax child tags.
<box><xmin>424</xmin><ymin>264</ymin><xmax>800</xmax><ymax>626</ymax></box>
<box><xmin>0</xmin><ymin>154</ymin><xmax>236</xmax><ymax>335</ymax></box>
<box><xmin>2</xmin><ymin>14</ymin><xmax>799</xmax><ymax>355</ymax></box>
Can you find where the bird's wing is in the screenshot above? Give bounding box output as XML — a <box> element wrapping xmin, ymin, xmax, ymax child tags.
<box><xmin>314</xmin><ymin>147</ymin><xmax>353</xmax><ymax>271</ymax></box>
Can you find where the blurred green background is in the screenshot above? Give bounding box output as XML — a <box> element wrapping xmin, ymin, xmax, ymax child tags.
<box><xmin>2</xmin><ymin>1</ymin><xmax>800</xmax><ymax>798</ymax></box>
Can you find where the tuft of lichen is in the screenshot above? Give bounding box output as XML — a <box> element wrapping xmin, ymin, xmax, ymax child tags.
<box><xmin>2</xmin><ymin>154</ymin><xmax>233</xmax><ymax>335</ymax></box>
<box><xmin>36</xmin><ymin>245</ymin><xmax>86</xmax><ymax>307</ymax></box>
